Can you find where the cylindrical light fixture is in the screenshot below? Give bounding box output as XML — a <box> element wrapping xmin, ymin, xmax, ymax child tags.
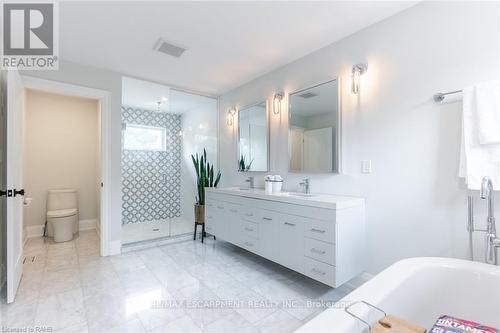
<box><xmin>273</xmin><ymin>93</ymin><xmax>284</xmax><ymax>115</ymax></box>
<box><xmin>227</xmin><ymin>107</ymin><xmax>237</xmax><ymax>126</ymax></box>
<box><xmin>351</xmin><ymin>63</ymin><xmax>368</xmax><ymax>94</ymax></box>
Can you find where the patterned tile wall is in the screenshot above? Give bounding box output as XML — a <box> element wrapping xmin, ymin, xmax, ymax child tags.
<box><xmin>121</xmin><ymin>106</ymin><xmax>182</xmax><ymax>224</ymax></box>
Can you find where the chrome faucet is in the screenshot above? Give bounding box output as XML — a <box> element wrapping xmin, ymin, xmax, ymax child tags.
<box><xmin>245</xmin><ymin>176</ymin><xmax>254</xmax><ymax>189</ymax></box>
<box><xmin>299</xmin><ymin>178</ymin><xmax>310</xmax><ymax>194</ymax></box>
<box><xmin>480</xmin><ymin>177</ymin><xmax>500</xmax><ymax>265</ymax></box>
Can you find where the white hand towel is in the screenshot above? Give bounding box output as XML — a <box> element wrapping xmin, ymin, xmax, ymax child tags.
<box><xmin>460</xmin><ymin>85</ymin><xmax>500</xmax><ymax>190</ymax></box>
<box><xmin>475</xmin><ymin>80</ymin><xmax>500</xmax><ymax>144</ymax></box>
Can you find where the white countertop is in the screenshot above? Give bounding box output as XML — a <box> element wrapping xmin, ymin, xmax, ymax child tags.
<box><xmin>206</xmin><ymin>187</ymin><xmax>364</xmax><ymax>210</ymax></box>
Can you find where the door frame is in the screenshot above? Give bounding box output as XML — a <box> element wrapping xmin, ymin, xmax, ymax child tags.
<box><xmin>21</xmin><ymin>75</ymin><xmax>113</xmax><ymax>256</ymax></box>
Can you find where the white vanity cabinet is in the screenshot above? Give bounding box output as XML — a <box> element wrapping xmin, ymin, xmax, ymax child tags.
<box><xmin>205</xmin><ymin>188</ymin><xmax>365</xmax><ymax>288</ymax></box>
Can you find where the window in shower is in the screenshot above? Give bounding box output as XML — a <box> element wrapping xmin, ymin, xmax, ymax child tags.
<box><xmin>123</xmin><ymin>124</ymin><xmax>167</xmax><ymax>151</ymax></box>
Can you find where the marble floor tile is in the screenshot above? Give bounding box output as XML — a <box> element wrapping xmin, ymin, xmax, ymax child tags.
<box><xmin>254</xmin><ymin>309</ymin><xmax>303</xmax><ymax>333</ymax></box>
<box><xmin>129</xmin><ymin>284</ymin><xmax>185</xmax><ymax>331</ymax></box>
<box><xmin>83</xmin><ymin>286</ymin><xmax>138</xmax><ymax>332</ymax></box>
<box><xmin>102</xmin><ymin>318</ymin><xmax>146</xmax><ymax>333</ymax></box>
<box><xmin>34</xmin><ymin>288</ymin><xmax>86</xmax><ymax>331</ymax></box>
<box><xmin>110</xmin><ymin>252</ymin><xmax>146</xmax><ymax>273</ymax></box>
<box><xmin>40</xmin><ymin>267</ymin><xmax>82</xmax><ymax>297</ymax></box>
<box><xmin>8</xmin><ymin>230</ymin><xmax>362</xmax><ymax>333</ymax></box>
<box><xmin>149</xmin><ymin>314</ymin><xmax>202</xmax><ymax>333</ymax></box>
<box><xmin>118</xmin><ymin>267</ymin><xmax>161</xmax><ymax>293</ymax></box>
<box><xmin>203</xmin><ymin>311</ymin><xmax>259</xmax><ymax>333</ymax></box>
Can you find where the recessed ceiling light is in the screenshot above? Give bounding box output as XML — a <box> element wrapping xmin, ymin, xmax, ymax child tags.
<box><xmin>161</xmin><ymin>96</ymin><xmax>168</xmax><ymax>101</ymax></box>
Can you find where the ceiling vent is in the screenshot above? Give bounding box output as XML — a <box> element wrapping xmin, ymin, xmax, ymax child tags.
<box><xmin>298</xmin><ymin>92</ymin><xmax>317</xmax><ymax>99</ymax></box>
<box><xmin>153</xmin><ymin>38</ymin><xmax>186</xmax><ymax>58</ymax></box>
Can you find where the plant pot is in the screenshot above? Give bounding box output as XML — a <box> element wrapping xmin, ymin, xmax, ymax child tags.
<box><xmin>194</xmin><ymin>204</ymin><xmax>205</xmax><ymax>224</ymax></box>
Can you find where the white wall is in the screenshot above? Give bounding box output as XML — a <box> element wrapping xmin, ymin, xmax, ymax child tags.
<box><xmin>24</xmin><ymin>89</ymin><xmax>99</xmax><ymax>227</ymax></box>
<box><xmin>22</xmin><ymin>61</ymin><xmax>123</xmax><ymax>250</ymax></box>
<box><xmin>219</xmin><ymin>1</ymin><xmax>500</xmax><ymax>273</ymax></box>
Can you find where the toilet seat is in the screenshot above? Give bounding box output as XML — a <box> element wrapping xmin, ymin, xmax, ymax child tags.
<box><xmin>47</xmin><ymin>208</ymin><xmax>78</xmax><ymax>218</ymax></box>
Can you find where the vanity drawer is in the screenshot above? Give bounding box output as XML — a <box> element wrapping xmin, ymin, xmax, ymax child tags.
<box><xmin>304</xmin><ymin>238</ymin><xmax>335</xmax><ymax>265</ymax></box>
<box><xmin>240</xmin><ymin>235</ymin><xmax>259</xmax><ymax>252</ymax></box>
<box><xmin>240</xmin><ymin>207</ymin><xmax>260</xmax><ymax>223</ymax></box>
<box><xmin>304</xmin><ymin>218</ymin><xmax>335</xmax><ymax>243</ymax></box>
<box><xmin>205</xmin><ymin>214</ymin><xmax>215</xmax><ymax>233</ymax></box>
<box><xmin>241</xmin><ymin>220</ymin><xmax>259</xmax><ymax>239</ymax></box>
<box><xmin>303</xmin><ymin>256</ymin><xmax>336</xmax><ymax>287</ymax></box>
<box><xmin>226</xmin><ymin>203</ymin><xmax>242</xmax><ymax>216</ymax></box>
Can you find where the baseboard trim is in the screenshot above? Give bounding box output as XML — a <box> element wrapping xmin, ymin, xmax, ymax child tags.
<box><xmin>345</xmin><ymin>271</ymin><xmax>374</xmax><ymax>290</ymax></box>
<box><xmin>109</xmin><ymin>240</ymin><xmax>121</xmax><ymax>256</ymax></box>
<box><xmin>25</xmin><ymin>225</ymin><xmax>45</xmax><ymax>238</ymax></box>
<box><xmin>25</xmin><ymin>219</ymin><xmax>98</xmax><ymax>239</ymax></box>
<box><xmin>79</xmin><ymin>219</ymin><xmax>97</xmax><ymax>231</ymax></box>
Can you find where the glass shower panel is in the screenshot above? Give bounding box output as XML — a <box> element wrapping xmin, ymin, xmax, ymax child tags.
<box><xmin>170</xmin><ymin>89</ymin><xmax>218</xmax><ymax>238</ymax></box>
<box><xmin>121</xmin><ymin>105</ymin><xmax>182</xmax><ymax>244</ymax></box>
<box><xmin>120</xmin><ymin>78</ymin><xmax>218</xmax><ymax>245</ymax></box>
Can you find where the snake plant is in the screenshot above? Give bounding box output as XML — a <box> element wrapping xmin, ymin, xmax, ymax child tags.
<box><xmin>191</xmin><ymin>148</ymin><xmax>221</xmax><ymax>205</ymax></box>
<box><xmin>238</xmin><ymin>154</ymin><xmax>253</xmax><ymax>172</ymax></box>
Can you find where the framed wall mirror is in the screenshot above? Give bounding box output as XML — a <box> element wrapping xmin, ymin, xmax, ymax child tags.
<box><xmin>288</xmin><ymin>78</ymin><xmax>340</xmax><ymax>173</ymax></box>
<box><xmin>238</xmin><ymin>101</ymin><xmax>269</xmax><ymax>172</ymax></box>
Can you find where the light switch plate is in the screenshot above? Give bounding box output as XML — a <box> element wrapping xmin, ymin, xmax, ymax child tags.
<box><xmin>361</xmin><ymin>160</ymin><xmax>372</xmax><ymax>174</ymax></box>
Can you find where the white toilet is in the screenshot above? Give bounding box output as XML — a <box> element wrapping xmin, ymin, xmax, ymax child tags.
<box><xmin>46</xmin><ymin>189</ymin><xmax>79</xmax><ymax>242</ymax></box>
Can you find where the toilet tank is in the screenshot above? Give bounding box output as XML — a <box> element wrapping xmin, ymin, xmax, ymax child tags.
<box><xmin>47</xmin><ymin>189</ymin><xmax>78</xmax><ymax>211</ymax></box>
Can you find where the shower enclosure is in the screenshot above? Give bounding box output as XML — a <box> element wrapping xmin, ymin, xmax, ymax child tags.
<box><xmin>121</xmin><ymin>77</ymin><xmax>218</xmax><ymax>244</ymax></box>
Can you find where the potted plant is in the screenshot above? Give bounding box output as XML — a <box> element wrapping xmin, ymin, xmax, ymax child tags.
<box><xmin>191</xmin><ymin>149</ymin><xmax>221</xmax><ymax>224</ymax></box>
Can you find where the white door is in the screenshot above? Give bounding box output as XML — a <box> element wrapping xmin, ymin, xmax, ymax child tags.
<box><xmin>289</xmin><ymin>128</ymin><xmax>304</xmax><ymax>172</ymax></box>
<box><xmin>5</xmin><ymin>70</ymin><xmax>25</xmax><ymax>303</ymax></box>
<box><xmin>303</xmin><ymin>127</ymin><xmax>333</xmax><ymax>173</ymax></box>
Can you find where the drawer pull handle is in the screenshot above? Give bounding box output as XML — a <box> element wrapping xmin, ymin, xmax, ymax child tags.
<box><xmin>262</xmin><ymin>217</ymin><xmax>272</xmax><ymax>221</ymax></box>
<box><xmin>207</xmin><ymin>203</ymin><xmax>213</xmax><ymax>207</ymax></box>
<box><xmin>217</xmin><ymin>206</ymin><xmax>224</xmax><ymax>209</ymax></box>
<box><xmin>244</xmin><ymin>227</ymin><xmax>254</xmax><ymax>232</ymax></box>
<box><xmin>310</xmin><ymin>248</ymin><xmax>326</xmax><ymax>255</ymax></box>
<box><xmin>311</xmin><ymin>268</ymin><xmax>326</xmax><ymax>275</ymax></box>
<box><xmin>230</xmin><ymin>209</ymin><xmax>238</xmax><ymax>213</ymax></box>
<box><xmin>244</xmin><ymin>242</ymin><xmax>254</xmax><ymax>247</ymax></box>
<box><xmin>284</xmin><ymin>222</ymin><xmax>296</xmax><ymax>226</ymax></box>
<box><xmin>310</xmin><ymin>228</ymin><xmax>326</xmax><ymax>234</ymax></box>
<box><xmin>207</xmin><ymin>216</ymin><xmax>213</xmax><ymax>219</ymax></box>
<box><xmin>245</xmin><ymin>213</ymin><xmax>254</xmax><ymax>217</ymax></box>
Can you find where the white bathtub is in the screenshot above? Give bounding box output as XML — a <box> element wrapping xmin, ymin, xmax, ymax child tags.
<box><xmin>297</xmin><ymin>257</ymin><xmax>500</xmax><ymax>333</ymax></box>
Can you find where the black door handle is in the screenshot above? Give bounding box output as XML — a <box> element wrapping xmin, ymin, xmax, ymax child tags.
<box><xmin>0</xmin><ymin>190</ymin><xmax>7</xmax><ymax>197</ymax></box>
<box><xmin>14</xmin><ymin>189</ymin><xmax>25</xmax><ymax>197</ymax></box>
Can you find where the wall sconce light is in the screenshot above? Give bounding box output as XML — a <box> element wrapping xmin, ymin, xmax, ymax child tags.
<box><xmin>273</xmin><ymin>93</ymin><xmax>284</xmax><ymax>115</ymax></box>
<box><xmin>227</xmin><ymin>107</ymin><xmax>237</xmax><ymax>126</ymax></box>
<box><xmin>351</xmin><ymin>63</ymin><xmax>368</xmax><ymax>94</ymax></box>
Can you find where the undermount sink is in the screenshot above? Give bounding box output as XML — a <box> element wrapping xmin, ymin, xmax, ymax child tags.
<box><xmin>237</xmin><ymin>187</ymin><xmax>252</xmax><ymax>191</ymax></box>
<box><xmin>287</xmin><ymin>192</ymin><xmax>316</xmax><ymax>198</ymax></box>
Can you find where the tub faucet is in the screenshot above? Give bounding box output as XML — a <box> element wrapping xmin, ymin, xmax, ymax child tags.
<box><xmin>299</xmin><ymin>178</ymin><xmax>310</xmax><ymax>194</ymax></box>
<box><xmin>480</xmin><ymin>177</ymin><xmax>500</xmax><ymax>265</ymax></box>
<box><xmin>245</xmin><ymin>176</ymin><xmax>254</xmax><ymax>189</ymax></box>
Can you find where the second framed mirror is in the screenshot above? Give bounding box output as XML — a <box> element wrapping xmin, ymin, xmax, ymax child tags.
<box><xmin>288</xmin><ymin>78</ymin><xmax>340</xmax><ymax>173</ymax></box>
<box><xmin>238</xmin><ymin>101</ymin><xmax>269</xmax><ymax>172</ymax></box>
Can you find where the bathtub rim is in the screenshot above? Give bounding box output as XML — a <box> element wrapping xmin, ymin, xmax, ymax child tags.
<box><xmin>296</xmin><ymin>257</ymin><xmax>500</xmax><ymax>333</ymax></box>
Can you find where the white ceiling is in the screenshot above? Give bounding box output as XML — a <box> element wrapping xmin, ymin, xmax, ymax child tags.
<box><xmin>122</xmin><ymin>77</ymin><xmax>217</xmax><ymax>114</ymax></box>
<box><xmin>60</xmin><ymin>1</ymin><xmax>417</xmax><ymax>95</ymax></box>
<box><xmin>290</xmin><ymin>79</ymin><xmax>338</xmax><ymax>117</ymax></box>
<box><xmin>122</xmin><ymin>77</ymin><xmax>170</xmax><ymax>112</ymax></box>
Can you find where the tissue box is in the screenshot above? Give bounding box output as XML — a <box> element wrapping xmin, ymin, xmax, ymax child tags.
<box><xmin>430</xmin><ymin>315</ymin><xmax>498</xmax><ymax>333</ymax></box>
